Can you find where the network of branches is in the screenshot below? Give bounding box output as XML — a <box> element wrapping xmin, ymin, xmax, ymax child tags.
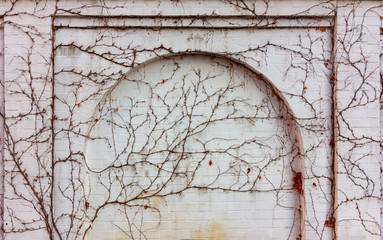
<box><xmin>0</xmin><ymin>1</ymin><xmax>381</xmax><ymax>240</ymax></box>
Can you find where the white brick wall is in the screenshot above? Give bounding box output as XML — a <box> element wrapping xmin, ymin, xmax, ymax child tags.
<box><xmin>0</xmin><ymin>17</ymin><xmax>4</xmax><ymax>240</ymax></box>
<box><xmin>334</xmin><ymin>3</ymin><xmax>381</xmax><ymax>239</ymax></box>
<box><xmin>77</xmin><ymin>55</ymin><xmax>301</xmax><ymax>239</ymax></box>
<box><xmin>0</xmin><ymin>1</ymin><xmax>382</xmax><ymax>240</ymax></box>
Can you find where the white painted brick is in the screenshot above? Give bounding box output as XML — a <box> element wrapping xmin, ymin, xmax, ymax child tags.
<box><xmin>2</xmin><ymin>1</ymin><xmax>383</xmax><ymax>240</ymax></box>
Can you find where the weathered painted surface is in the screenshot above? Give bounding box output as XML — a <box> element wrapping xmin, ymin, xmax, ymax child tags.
<box><xmin>0</xmin><ymin>1</ymin><xmax>382</xmax><ymax>240</ymax></box>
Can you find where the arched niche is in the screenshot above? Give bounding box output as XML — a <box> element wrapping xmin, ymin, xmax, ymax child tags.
<box><xmin>82</xmin><ymin>54</ymin><xmax>304</xmax><ymax>240</ymax></box>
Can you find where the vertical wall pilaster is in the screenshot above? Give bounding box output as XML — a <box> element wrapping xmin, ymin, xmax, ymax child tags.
<box><xmin>334</xmin><ymin>2</ymin><xmax>381</xmax><ymax>239</ymax></box>
<box><xmin>2</xmin><ymin>11</ymin><xmax>55</xmax><ymax>239</ymax></box>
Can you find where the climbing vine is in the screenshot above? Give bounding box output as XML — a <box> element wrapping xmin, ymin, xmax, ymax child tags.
<box><xmin>0</xmin><ymin>1</ymin><xmax>381</xmax><ymax>240</ymax></box>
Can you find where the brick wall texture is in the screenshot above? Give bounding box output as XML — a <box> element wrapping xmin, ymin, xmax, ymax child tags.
<box><xmin>0</xmin><ymin>1</ymin><xmax>382</xmax><ymax>240</ymax></box>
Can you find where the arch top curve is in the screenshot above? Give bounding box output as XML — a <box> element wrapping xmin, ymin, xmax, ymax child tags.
<box><xmin>111</xmin><ymin>51</ymin><xmax>299</xmax><ymax>120</ymax></box>
<box><xmin>90</xmin><ymin>52</ymin><xmax>304</xmax><ymax>164</ymax></box>
<box><xmin>98</xmin><ymin>51</ymin><xmax>305</xmax><ymax>158</ymax></box>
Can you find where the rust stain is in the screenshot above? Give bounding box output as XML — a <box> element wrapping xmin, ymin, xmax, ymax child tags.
<box><xmin>208</xmin><ymin>222</ymin><xmax>226</xmax><ymax>240</ymax></box>
<box><xmin>188</xmin><ymin>222</ymin><xmax>226</xmax><ymax>240</ymax></box>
